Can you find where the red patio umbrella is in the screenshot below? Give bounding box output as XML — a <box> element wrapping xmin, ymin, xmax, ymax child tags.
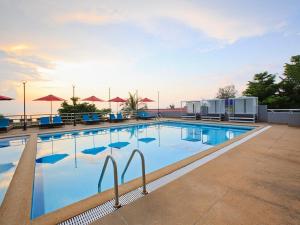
<box><xmin>33</xmin><ymin>94</ymin><xmax>65</xmax><ymax>116</ymax></box>
<box><xmin>140</xmin><ymin>97</ymin><xmax>154</xmax><ymax>103</ymax></box>
<box><xmin>0</xmin><ymin>95</ymin><xmax>14</xmax><ymax>101</ymax></box>
<box><xmin>109</xmin><ymin>97</ymin><xmax>126</xmax><ymax>113</ymax></box>
<box><xmin>82</xmin><ymin>96</ymin><xmax>104</xmax><ymax>102</ymax></box>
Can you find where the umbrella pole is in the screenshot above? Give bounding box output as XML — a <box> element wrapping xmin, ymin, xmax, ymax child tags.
<box><xmin>50</xmin><ymin>101</ymin><xmax>53</xmax><ymax>119</ymax></box>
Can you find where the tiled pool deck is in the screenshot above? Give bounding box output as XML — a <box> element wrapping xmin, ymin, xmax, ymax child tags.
<box><xmin>0</xmin><ymin>119</ymin><xmax>299</xmax><ymax>225</ymax></box>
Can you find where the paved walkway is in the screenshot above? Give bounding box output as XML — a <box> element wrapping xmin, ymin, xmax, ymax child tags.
<box><xmin>91</xmin><ymin>125</ymin><xmax>300</xmax><ymax>225</ymax></box>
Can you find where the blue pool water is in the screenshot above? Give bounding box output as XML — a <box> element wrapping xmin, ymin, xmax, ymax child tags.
<box><xmin>31</xmin><ymin>121</ymin><xmax>253</xmax><ymax>218</ymax></box>
<box><xmin>0</xmin><ymin>137</ymin><xmax>27</xmax><ymax>205</ymax></box>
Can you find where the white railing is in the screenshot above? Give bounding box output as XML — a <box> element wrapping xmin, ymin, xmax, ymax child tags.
<box><xmin>267</xmin><ymin>109</ymin><xmax>300</xmax><ymax>113</ymax></box>
<box><xmin>2</xmin><ymin>110</ymin><xmax>138</xmax><ymax>128</ymax></box>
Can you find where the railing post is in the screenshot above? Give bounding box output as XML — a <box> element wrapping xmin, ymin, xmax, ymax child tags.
<box><xmin>98</xmin><ymin>155</ymin><xmax>121</xmax><ymax>208</ymax></box>
<box><xmin>121</xmin><ymin>149</ymin><xmax>148</xmax><ymax>195</ymax></box>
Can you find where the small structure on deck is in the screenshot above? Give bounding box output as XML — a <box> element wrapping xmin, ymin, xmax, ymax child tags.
<box><xmin>201</xmin><ymin>99</ymin><xmax>225</xmax><ymax>121</ymax></box>
<box><xmin>228</xmin><ymin>96</ymin><xmax>258</xmax><ymax>123</ymax></box>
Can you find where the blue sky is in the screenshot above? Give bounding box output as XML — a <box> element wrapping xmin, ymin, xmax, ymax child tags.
<box><xmin>0</xmin><ymin>0</ymin><xmax>300</xmax><ymax>114</ymax></box>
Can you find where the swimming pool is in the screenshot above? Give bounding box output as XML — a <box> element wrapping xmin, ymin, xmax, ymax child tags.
<box><xmin>31</xmin><ymin>121</ymin><xmax>253</xmax><ymax>218</ymax></box>
<box><xmin>0</xmin><ymin>136</ymin><xmax>27</xmax><ymax>205</ymax></box>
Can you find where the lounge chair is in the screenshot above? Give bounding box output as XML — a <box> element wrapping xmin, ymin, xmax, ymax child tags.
<box><xmin>181</xmin><ymin>113</ymin><xmax>197</xmax><ymax>120</ymax></box>
<box><xmin>52</xmin><ymin>115</ymin><xmax>64</xmax><ymax>127</ymax></box>
<box><xmin>109</xmin><ymin>114</ymin><xmax>118</xmax><ymax>122</ymax></box>
<box><xmin>92</xmin><ymin>114</ymin><xmax>100</xmax><ymax>123</ymax></box>
<box><xmin>0</xmin><ymin>118</ymin><xmax>13</xmax><ymax>132</ymax></box>
<box><xmin>82</xmin><ymin>114</ymin><xmax>93</xmax><ymax>124</ymax></box>
<box><xmin>39</xmin><ymin>117</ymin><xmax>51</xmax><ymax>128</ymax></box>
<box><xmin>117</xmin><ymin>113</ymin><xmax>125</xmax><ymax>121</ymax></box>
<box><xmin>137</xmin><ymin>111</ymin><xmax>155</xmax><ymax>119</ymax></box>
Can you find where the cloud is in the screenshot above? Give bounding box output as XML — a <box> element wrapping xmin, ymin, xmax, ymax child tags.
<box><xmin>0</xmin><ymin>47</ymin><xmax>54</xmax><ymax>92</ymax></box>
<box><xmin>52</xmin><ymin>0</ymin><xmax>287</xmax><ymax>44</ymax></box>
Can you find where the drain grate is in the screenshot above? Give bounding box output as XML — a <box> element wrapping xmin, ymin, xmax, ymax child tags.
<box><xmin>59</xmin><ymin>187</ymin><xmax>146</xmax><ymax>225</ymax></box>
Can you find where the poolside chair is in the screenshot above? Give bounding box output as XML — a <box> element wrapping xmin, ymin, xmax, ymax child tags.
<box><xmin>137</xmin><ymin>111</ymin><xmax>155</xmax><ymax>120</ymax></box>
<box><xmin>109</xmin><ymin>114</ymin><xmax>118</xmax><ymax>122</ymax></box>
<box><xmin>39</xmin><ymin>117</ymin><xmax>51</xmax><ymax>128</ymax></box>
<box><xmin>117</xmin><ymin>113</ymin><xmax>125</xmax><ymax>121</ymax></box>
<box><xmin>0</xmin><ymin>118</ymin><xmax>13</xmax><ymax>132</ymax></box>
<box><xmin>52</xmin><ymin>115</ymin><xmax>64</xmax><ymax>127</ymax></box>
<box><xmin>82</xmin><ymin>114</ymin><xmax>93</xmax><ymax>124</ymax></box>
<box><xmin>91</xmin><ymin>114</ymin><xmax>100</xmax><ymax>123</ymax></box>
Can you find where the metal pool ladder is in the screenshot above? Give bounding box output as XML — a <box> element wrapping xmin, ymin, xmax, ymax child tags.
<box><xmin>121</xmin><ymin>149</ymin><xmax>148</xmax><ymax>195</ymax></box>
<box><xmin>98</xmin><ymin>155</ymin><xmax>121</xmax><ymax>208</ymax></box>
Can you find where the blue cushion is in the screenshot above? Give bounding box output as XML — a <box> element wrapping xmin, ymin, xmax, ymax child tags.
<box><xmin>0</xmin><ymin>118</ymin><xmax>10</xmax><ymax>127</ymax></box>
<box><xmin>82</xmin><ymin>114</ymin><xmax>90</xmax><ymax>121</ymax></box>
<box><xmin>39</xmin><ymin>117</ymin><xmax>50</xmax><ymax>125</ymax></box>
<box><xmin>53</xmin><ymin>116</ymin><xmax>62</xmax><ymax>124</ymax></box>
<box><xmin>92</xmin><ymin>114</ymin><xmax>100</xmax><ymax>121</ymax></box>
<box><xmin>110</xmin><ymin>114</ymin><xmax>116</xmax><ymax>120</ymax></box>
<box><xmin>117</xmin><ymin>113</ymin><xmax>123</xmax><ymax>120</ymax></box>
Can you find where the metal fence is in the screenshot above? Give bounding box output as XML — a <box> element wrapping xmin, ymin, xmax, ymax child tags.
<box><xmin>267</xmin><ymin>109</ymin><xmax>300</xmax><ymax>126</ymax></box>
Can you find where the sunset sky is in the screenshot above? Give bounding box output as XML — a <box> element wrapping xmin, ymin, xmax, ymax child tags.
<box><xmin>0</xmin><ymin>0</ymin><xmax>300</xmax><ymax>114</ymax></box>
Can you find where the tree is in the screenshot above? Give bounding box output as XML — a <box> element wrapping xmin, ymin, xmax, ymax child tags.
<box><xmin>278</xmin><ymin>55</ymin><xmax>300</xmax><ymax>108</ymax></box>
<box><xmin>122</xmin><ymin>92</ymin><xmax>138</xmax><ymax>111</ymax></box>
<box><xmin>243</xmin><ymin>72</ymin><xmax>278</xmax><ymax>106</ymax></box>
<box><xmin>216</xmin><ymin>85</ymin><xmax>237</xmax><ymax>99</ymax></box>
<box><xmin>58</xmin><ymin>98</ymin><xmax>110</xmax><ymax>114</ymax></box>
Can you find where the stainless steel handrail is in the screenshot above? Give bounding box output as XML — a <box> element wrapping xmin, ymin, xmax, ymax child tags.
<box><xmin>98</xmin><ymin>155</ymin><xmax>121</xmax><ymax>208</ymax></box>
<box><xmin>121</xmin><ymin>149</ymin><xmax>148</xmax><ymax>195</ymax></box>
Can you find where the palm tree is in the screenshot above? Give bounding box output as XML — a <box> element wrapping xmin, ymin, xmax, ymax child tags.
<box><xmin>122</xmin><ymin>92</ymin><xmax>138</xmax><ymax>111</ymax></box>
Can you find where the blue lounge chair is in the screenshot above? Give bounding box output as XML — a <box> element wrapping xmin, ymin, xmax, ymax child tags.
<box><xmin>109</xmin><ymin>114</ymin><xmax>117</xmax><ymax>122</ymax></box>
<box><xmin>82</xmin><ymin>114</ymin><xmax>93</xmax><ymax>124</ymax></box>
<box><xmin>137</xmin><ymin>111</ymin><xmax>155</xmax><ymax>120</ymax></box>
<box><xmin>117</xmin><ymin>113</ymin><xmax>124</xmax><ymax>121</ymax></box>
<box><xmin>0</xmin><ymin>118</ymin><xmax>13</xmax><ymax>132</ymax></box>
<box><xmin>92</xmin><ymin>114</ymin><xmax>100</xmax><ymax>123</ymax></box>
<box><xmin>39</xmin><ymin>117</ymin><xmax>51</xmax><ymax>128</ymax></box>
<box><xmin>52</xmin><ymin>115</ymin><xmax>64</xmax><ymax>127</ymax></box>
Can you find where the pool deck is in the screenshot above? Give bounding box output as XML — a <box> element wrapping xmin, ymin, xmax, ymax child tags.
<box><xmin>0</xmin><ymin>120</ymin><xmax>299</xmax><ymax>225</ymax></box>
<box><xmin>90</xmin><ymin>124</ymin><xmax>300</xmax><ymax>225</ymax></box>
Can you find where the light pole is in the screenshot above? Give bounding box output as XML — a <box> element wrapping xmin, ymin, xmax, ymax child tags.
<box><xmin>157</xmin><ymin>91</ymin><xmax>160</xmax><ymax>116</ymax></box>
<box><xmin>136</xmin><ymin>89</ymin><xmax>139</xmax><ymax>120</ymax></box>
<box><xmin>73</xmin><ymin>85</ymin><xmax>76</xmax><ymax>126</ymax></box>
<box><xmin>22</xmin><ymin>81</ymin><xmax>27</xmax><ymax>130</ymax></box>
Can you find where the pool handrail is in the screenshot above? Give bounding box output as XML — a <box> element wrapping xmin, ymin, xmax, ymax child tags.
<box><xmin>121</xmin><ymin>149</ymin><xmax>148</xmax><ymax>195</ymax></box>
<box><xmin>98</xmin><ymin>155</ymin><xmax>121</xmax><ymax>208</ymax></box>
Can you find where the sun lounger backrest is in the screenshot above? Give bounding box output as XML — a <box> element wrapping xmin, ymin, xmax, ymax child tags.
<box><xmin>117</xmin><ymin>113</ymin><xmax>123</xmax><ymax>119</ymax></box>
<box><xmin>53</xmin><ymin>116</ymin><xmax>62</xmax><ymax>123</ymax></box>
<box><xmin>92</xmin><ymin>114</ymin><xmax>99</xmax><ymax>120</ymax></box>
<box><xmin>0</xmin><ymin>118</ymin><xmax>10</xmax><ymax>127</ymax></box>
<box><xmin>110</xmin><ymin>114</ymin><xmax>116</xmax><ymax>120</ymax></box>
<box><xmin>40</xmin><ymin>117</ymin><xmax>50</xmax><ymax>124</ymax></box>
<box><xmin>82</xmin><ymin>114</ymin><xmax>90</xmax><ymax>121</ymax></box>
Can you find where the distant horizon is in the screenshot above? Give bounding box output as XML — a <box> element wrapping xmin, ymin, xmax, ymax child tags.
<box><xmin>1</xmin><ymin>0</ymin><xmax>300</xmax><ymax>115</ymax></box>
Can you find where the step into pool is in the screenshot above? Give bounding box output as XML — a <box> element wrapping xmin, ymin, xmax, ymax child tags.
<box><xmin>31</xmin><ymin>121</ymin><xmax>253</xmax><ymax>218</ymax></box>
